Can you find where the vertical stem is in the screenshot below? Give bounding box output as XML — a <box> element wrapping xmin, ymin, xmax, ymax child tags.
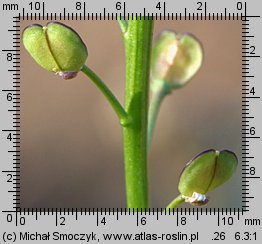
<box><xmin>123</xmin><ymin>18</ymin><xmax>154</xmax><ymax>209</ymax></box>
<box><xmin>117</xmin><ymin>17</ymin><xmax>128</xmax><ymax>34</ymax></box>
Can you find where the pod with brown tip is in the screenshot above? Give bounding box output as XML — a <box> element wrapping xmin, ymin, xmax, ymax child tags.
<box><xmin>178</xmin><ymin>149</ymin><xmax>238</xmax><ymax>198</ymax></box>
<box><xmin>22</xmin><ymin>22</ymin><xmax>88</xmax><ymax>79</ymax></box>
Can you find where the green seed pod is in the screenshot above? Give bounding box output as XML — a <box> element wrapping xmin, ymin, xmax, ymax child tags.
<box><xmin>151</xmin><ymin>31</ymin><xmax>203</xmax><ymax>89</ymax></box>
<box><xmin>22</xmin><ymin>22</ymin><xmax>88</xmax><ymax>79</ymax></box>
<box><xmin>178</xmin><ymin>149</ymin><xmax>238</xmax><ymax>199</ymax></box>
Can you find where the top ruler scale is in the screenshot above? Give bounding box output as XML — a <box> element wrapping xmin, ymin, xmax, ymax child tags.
<box><xmin>0</xmin><ymin>0</ymin><xmax>261</xmax><ymax>243</ymax></box>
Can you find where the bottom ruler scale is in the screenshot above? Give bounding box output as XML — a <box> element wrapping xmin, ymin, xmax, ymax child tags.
<box><xmin>1</xmin><ymin>209</ymin><xmax>260</xmax><ymax>243</ymax></box>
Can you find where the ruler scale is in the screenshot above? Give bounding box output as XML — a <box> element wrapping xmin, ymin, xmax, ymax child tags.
<box><xmin>0</xmin><ymin>0</ymin><xmax>261</xmax><ymax>243</ymax></box>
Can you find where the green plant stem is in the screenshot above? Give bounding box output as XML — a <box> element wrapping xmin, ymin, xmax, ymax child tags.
<box><xmin>117</xmin><ymin>17</ymin><xmax>128</xmax><ymax>34</ymax></box>
<box><xmin>122</xmin><ymin>18</ymin><xmax>154</xmax><ymax>209</ymax></box>
<box><xmin>166</xmin><ymin>194</ymin><xmax>185</xmax><ymax>210</ymax></box>
<box><xmin>81</xmin><ymin>65</ymin><xmax>129</xmax><ymax>125</ymax></box>
<box><xmin>147</xmin><ymin>80</ymin><xmax>172</xmax><ymax>149</ymax></box>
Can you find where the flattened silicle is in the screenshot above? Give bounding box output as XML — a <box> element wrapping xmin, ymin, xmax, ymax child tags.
<box><xmin>22</xmin><ymin>22</ymin><xmax>88</xmax><ymax>79</ymax></box>
<box><xmin>178</xmin><ymin>149</ymin><xmax>238</xmax><ymax>204</ymax></box>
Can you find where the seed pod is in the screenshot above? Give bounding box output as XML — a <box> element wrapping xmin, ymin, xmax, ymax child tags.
<box><xmin>22</xmin><ymin>22</ymin><xmax>88</xmax><ymax>79</ymax></box>
<box><xmin>178</xmin><ymin>149</ymin><xmax>238</xmax><ymax>198</ymax></box>
<box><xmin>151</xmin><ymin>31</ymin><xmax>203</xmax><ymax>89</ymax></box>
